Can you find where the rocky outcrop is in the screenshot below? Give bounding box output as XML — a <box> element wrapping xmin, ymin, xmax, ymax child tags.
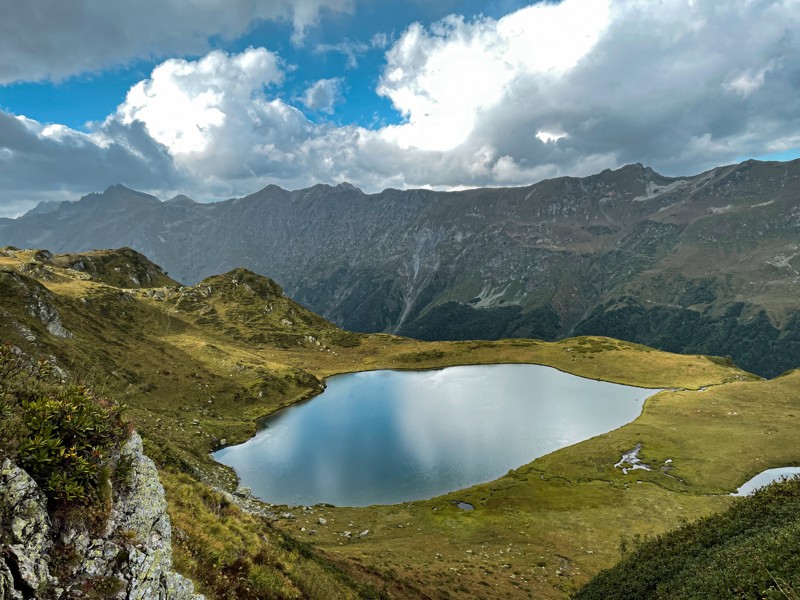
<box><xmin>0</xmin><ymin>457</ymin><xmax>52</xmax><ymax>598</ymax></box>
<box><xmin>0</xmin><ymin>434</ymin><xmax>202</xmax><ymax>600</ymax></box>
<box><xmin>0</xmin><ymin>270</ymin><xmax>71</xmax><ymax>340</ymax></box>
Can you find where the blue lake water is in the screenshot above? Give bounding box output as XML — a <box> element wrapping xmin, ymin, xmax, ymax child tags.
<box><xmin>732</xmin><ymin>467</ymin><xmax>800</xmax><ymax>496</ymax></box>
<box><xmin>214</xmin><ymin>364</ymin><xmax>658</xmax><ymax>507</ymax></box>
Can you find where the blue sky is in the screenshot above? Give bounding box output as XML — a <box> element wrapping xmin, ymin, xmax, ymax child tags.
<box><xmin>0</xmin><ymin>0</ymin><xmax>799</xmax><ymax>217</ymax></box>
<box><xmin>0</xmin><ymin>0</ymin><xmax>530</xmax><ymax>132</ymax></box>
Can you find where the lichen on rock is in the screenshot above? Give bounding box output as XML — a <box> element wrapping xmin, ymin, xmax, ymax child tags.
<box><xmin>0</xmin><ymin>459</ymin><xmax>54</xmax><ymax>594</ymax></box>
<box><xmin>0</xmin><ymin>434</ymin><xmax>203</xmax><ymax>600</ymax></box>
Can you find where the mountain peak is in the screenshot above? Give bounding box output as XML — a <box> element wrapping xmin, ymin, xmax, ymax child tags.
<box><xmin>165</xmin><ymin>194</ymin><xmax>196</xmax><ymax>206</ymax></box>
<box><xmin>336</xmin><ymin>182</ymin><xmax>362</xmax><ymax>192</ymax></box>
<box><xmin>22</xmin><ymin>200</ymin><xmax>63</xmax><ymax>217</ymax></box>
<box><xmin>94</xmin><ymin>184</ymin><xmax>160</xmax><ymax>204</ymax></box>
<box><xmin>105</xmin><ymin>183</ymin><xmax>133</xmax><ymax>193</ymax></box>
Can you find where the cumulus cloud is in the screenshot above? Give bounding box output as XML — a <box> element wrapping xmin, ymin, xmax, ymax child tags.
<box><xmin>109</xmin><ymin>48</ymin><xmax>317</xmax><ymax>193</ymax></box>
<box><xmin>374</xmin><ymin>0</ymin><xmax>800</xmax><ymax>178</ymax></box>
<box><xmin>2</xmin><ymin>0</ymin><xmax>800</xmax><ymax>216</ymax></box>
<box><xmin>0</xmin><ymin>109</ymin><xmax>180</xmax><ymax>215</ymax></box>
<box><xmin>301</xmin><ymin>78</ymin><xmax>344</xmax><ymax>113</ymax></box>
<box><xmin>117</xmin><ymin>48</ymin><xmax>284</xmax><ymax>155</ymax></box>
<box><xmin>0</xmin><ymin>0</ymin><xmax>353</xmax><ymax>83</ymax></box>
<box><xmin>377</xmin><ymin>0</ymin><xmax>611</xmax><ymax>151</ymax></box>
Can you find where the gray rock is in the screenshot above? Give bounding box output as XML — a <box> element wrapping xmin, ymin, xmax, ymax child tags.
<box><xmin>0</xmin><ymin>559</ymin><xmax>23</xmax><ymax>600</ymax></box>
<box><xmin>0</xmin><ymin>435</ymin><xmax>203</xmax><ymax>600</ymax></box>
<box><xmin>16</xmin><ymin>276</ymin><xmax>72</xmax><ymax>339</ymax></box>
<box><xmin>109</xmin><ymin>433</ymin><xmax>203</xmax><ymax>600</ymax></box>
<box><xmin>0</xmin><ymin>459</ymin><xmax>53</xmax><ymax>592</ymax></box>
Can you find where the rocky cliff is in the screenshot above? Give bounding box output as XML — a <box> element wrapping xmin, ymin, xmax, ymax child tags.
<box><xmin>0</xmin><ymin>433</ymin><xmax>202</xmax><ymax>600</ymax></box>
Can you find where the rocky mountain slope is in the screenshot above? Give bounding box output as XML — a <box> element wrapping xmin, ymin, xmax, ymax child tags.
<box><xmin>2</xmin><ymin>160</ymin><xmax>799</xmax><ymax>376</ymax></box>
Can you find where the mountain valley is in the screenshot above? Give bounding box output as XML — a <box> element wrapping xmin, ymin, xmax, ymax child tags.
<box><xmin>3</xmin><ymin>159</ymin><xmax>800</xmax><ymax>377</ymax></box>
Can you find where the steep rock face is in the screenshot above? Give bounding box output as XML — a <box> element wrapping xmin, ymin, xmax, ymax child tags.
<box><xmin>2</xmin><ymin>159</ymin><xmax>800</xmax><ymax>375</ymax></box>
<box><xmin>0</xmin><ymin>434</ymin><xmax>202</xmax><ymax>600</ymax></box>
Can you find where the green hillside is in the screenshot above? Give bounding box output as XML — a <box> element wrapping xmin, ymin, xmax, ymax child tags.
<box><xmin>576</xmin><ymin>475</ymin><xmax>800</xmax><ymax>600</ymax></box>
<box><xmin>2</xmin><ymin>246</ymin><xmax>800</xmax><ymax>599</ymax></box>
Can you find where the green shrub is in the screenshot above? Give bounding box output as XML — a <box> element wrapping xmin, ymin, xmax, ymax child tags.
<box><xmin>576</xmin><ymin>478</ymin><xmax>800</xmax><ymax>599</ymax></box>
<box><xmin>0</xmin><ymin>344</ymin><xmax>128</xmax><ymax>504</ymax></box>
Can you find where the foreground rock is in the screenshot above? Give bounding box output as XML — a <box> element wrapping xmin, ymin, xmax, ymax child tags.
<box><xmin>0</xmin><ymin>434</ymin><xmax>202</xmax><ymax>600</ymax></box>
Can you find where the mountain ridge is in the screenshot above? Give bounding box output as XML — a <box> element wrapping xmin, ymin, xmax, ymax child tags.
<box><xmin>2</xmin><ymin>158</ymin><xmax>799</xmax><ymax>376</ymax></box>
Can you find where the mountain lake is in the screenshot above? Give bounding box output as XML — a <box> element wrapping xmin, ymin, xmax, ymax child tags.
<box><xmin>213</xmin><ymin>363</ymin><xmax>659</xmax><ymax>507</ymax></box>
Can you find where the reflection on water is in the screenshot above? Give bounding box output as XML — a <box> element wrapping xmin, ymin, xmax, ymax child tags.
<box><xmin>214</xmin><ymin>364</ymin><xmax>658</xmax><ymax>506</ymax></box>
<box><xmin>732</xmin><ymin>467</ymin><xmax>800</xmax><ymax>496</ymax></box>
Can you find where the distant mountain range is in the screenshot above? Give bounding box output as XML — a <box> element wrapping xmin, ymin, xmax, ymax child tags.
<box><xmin>2</xmin><ymin>159</ymin><xmax>800</xmax><ymax>377</ymax></box>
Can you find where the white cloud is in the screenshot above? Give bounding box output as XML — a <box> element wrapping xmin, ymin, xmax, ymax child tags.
<box><xmin>535</xmin><ymin>131</ymin><xmax>567</xmax><ymax>144</ymax></box>
<box><xmin>0</xmin><ymin>0</ymin><xmax>354</xmax><ymax>84</ymax></box>
<box><xmin>370</xmin><ymin>32</ymin><xmax>391</xmax><ymax>49</ymax></box>
<box><xmin>314</xmin><ymin>40</ymin><xmax>370</xmax><ymax>69</ymax></box>
<box><xmin>2</xmin><ymin>0</ymin><xmax>800</xmax><ymax>216</ymax></box>
<box><xmin>301</xmin><ymin>78</ymin><xmax>344</xmax><ymax>113</ymax></box>
<box><xmin>116</xmin><ymin>48</ymin><xmax>284</xmax><ymax>155</ymax></box>
<box><xmin>371</xmin><ymin>0</ymin><xmax>800</xmax><ymax>177</ymax></box>
<box><xmin>376</xmin><ymin>0</ymin><xmax>611</xmax><ymax>151</ymax></box>
<box><xmin>724</xmin><ymin>65</ymin><xmax>773</xmax><ymax>98</ymax></box>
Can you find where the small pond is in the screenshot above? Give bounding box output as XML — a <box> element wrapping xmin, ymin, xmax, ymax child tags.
<box><xmin>732</xmin><ymin>467</ymin><xmax>800</xmax><ymax>496</ymax></box>
<box><xmin>214</xmin><ymin>364</ymin><xmax>658</xmax><ymax>506</ymax></box>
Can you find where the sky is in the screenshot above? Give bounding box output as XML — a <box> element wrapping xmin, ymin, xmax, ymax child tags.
<box><xmin>1</xmin><ymin>0</ymin><xmax>799</xmax><ymax>217</ymax></box>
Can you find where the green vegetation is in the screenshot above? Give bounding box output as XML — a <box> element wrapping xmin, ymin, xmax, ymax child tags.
<box><xmin>0</xmin><ymin>344</ymin><xmax>128</xmax><ymax>504</ymax></box>
<box><xmin>52</xmin><ymin>247</ymin><xmax>178</xmax><ymax>289</ymax></box>
<box><xmin>576</xmin><ymin>477</ymin><xmax>800</xmax><ymax>599</ymax></box>
<box><xmin>400</xmin><ymin>301</ymin><xmax>561</xmax><ymax>342</ymax></box>
<box><xmin>574</xmin><ymin>301</ymin><xmax>800</xmax><ymax>378</ymax></box>
<box><xmin>162</xmin><ymin>471</ymin><xmax>383</xmax><ymax>600</ymax></box>
<box><xmin>3</xmin><ymin>246</ymin><xmax>800</xmax><ymax>599</ymax></box>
